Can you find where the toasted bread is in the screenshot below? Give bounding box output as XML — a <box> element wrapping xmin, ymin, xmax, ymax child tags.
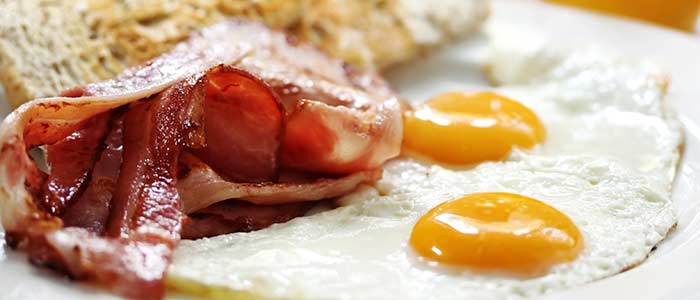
<box><xmin>0</xmin><ymin>0</ymin><xmax>488</xmax><ymax>108</ymax></box>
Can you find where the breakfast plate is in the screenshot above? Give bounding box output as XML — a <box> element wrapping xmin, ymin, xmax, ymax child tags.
<box><xmin>2</xmin><ymin>0</ymin><xmax>700</xmax><ymax>299</ymax></box>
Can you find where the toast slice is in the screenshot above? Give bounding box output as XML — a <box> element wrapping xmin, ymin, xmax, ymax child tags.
<box><xmin>0</xmin><ymin>0</ymin><xmax>488</xmax><ymax>108</ymax></box>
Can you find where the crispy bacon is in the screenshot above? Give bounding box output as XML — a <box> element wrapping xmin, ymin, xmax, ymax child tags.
<box><xmin>0</xmin><ymin>19</ymin><xmax>403</xmax><ymax>300</ymax></box>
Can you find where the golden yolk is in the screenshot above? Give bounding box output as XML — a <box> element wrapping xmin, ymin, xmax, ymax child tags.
<box><xmin>410</xmin><ymin>192</ymin><xmax>583</xmax><ymax>276</ymax></box>
<box><xmin>403</xmin><ymin>92</ymin><xmax>545</xmax><ymax>165</ymax></box>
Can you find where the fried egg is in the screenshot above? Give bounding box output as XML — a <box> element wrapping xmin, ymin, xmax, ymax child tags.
<box><xmin>165</xmin><ymin>36</ymin><xmax>681</xmax><ymax>299</ymax></box>
<box><xmin>169</xmin><ymin>155</ymin><xmax>674</xmax><ymax>299</ymax></box>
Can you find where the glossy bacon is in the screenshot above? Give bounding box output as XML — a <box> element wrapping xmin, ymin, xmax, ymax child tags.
<box><xmin>40</xmin><ymin>112</ymin><xmax>111</xmax><ymax>215</ymax></box>
<box><xmin>27</xmin><ymin>229</ymin><xmax>174</xmax><ymax>299</ymax></box>
<box><xmin>61</xmin><ymin>116</ymin><xmax>124</xmax><ymax>233</ymax></box>
<box><xmin>194</xmin><ymin>67</ymin><xmax>284</xmax><ymax>182</ymax></box>
<box><xmin>228</xmin><ymin>24</ymin><xmax>403</xmax><ymax>175</ymax></box>
<box><xmin>0</xmin><ymin>19</ymin><xmax>403</xmax><ymax>300</ymax></box>
<box><xmin>31</xmin><ymin>77</ymin><xmax>205</xmax><ymax>299</ymax></box>
<box><xmin>106</xmin><ymin>76</ymin><xmax>205</xmax><ymax>240</ymax></box>
<box><xmin>177</xmin><ymin>153</ymin><xmax>383</xmax><ymax>213</ymax></box>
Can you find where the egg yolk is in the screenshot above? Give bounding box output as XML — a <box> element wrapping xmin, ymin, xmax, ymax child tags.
<box><xmin>403</xmin><ymin>92</ymin><xmax>545</xmax><ymax>165</ymax></box>
<box><xmin>410</xmin><ymin>192</ymin><xmax>583</xmax><ymax>275</ymax></box>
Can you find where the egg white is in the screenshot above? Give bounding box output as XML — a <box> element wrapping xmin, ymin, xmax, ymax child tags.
<box><xmin>487</xmin><ymin>37</ymin><xmax>682</xmax><ymax>192</ymax></box>
<box><xmin>169</xmin><ymin>154</ymin><xmax>674</xmax><ymax>299</ymax></box>
<box><xmin>166</xmin><ymin>37</ymin><xmax>681</xmax><ymax>299</ymax></box>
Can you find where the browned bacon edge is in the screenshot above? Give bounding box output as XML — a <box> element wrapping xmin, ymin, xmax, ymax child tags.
<box><xmin>0</xmin><ymin>19</ymin><xmax>402</xmax><ymax>299</ymax></box>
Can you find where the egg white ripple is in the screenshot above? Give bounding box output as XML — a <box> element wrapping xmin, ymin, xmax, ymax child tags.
<box><xmin>486</xmin><ymin>29</ymin><xmax>667</xmax><ymax>117</ymax></box>
<box><xmin>485</xmin><ymin>36</ymin><xmax>682</xmax><ymax>193</ymax></box>
<box><xmin>170</xmin><ymin>154</ymin><xmax>675</xmax><ymax>300</ymax></box>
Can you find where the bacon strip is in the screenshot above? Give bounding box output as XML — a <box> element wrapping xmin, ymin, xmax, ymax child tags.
<box><xmin>61</xmin><ymin>116</ymin><xmax>124</xmax><ymax>233</ymax></box>
<box><xmin>29</xmin><ymin>78</ymin><xmax>205</xmax><ymax>299</ymax></box>
<box><xmin>177</xmin><ymin>153</ymin><xmax>382</xmax><ymax>213</ymax></box>
<box><xmin>29</xmin><ymin>228</ymin><xmax>176</xmax><ymax>299</ymax></box>
<box><xmin>281</xmin><ymin>98</ymin><xmax>401</xmax><ymax>174</ymax></box>
<box><xmin>193</xmin><ymin>67</ymin><xmax>283</xmax><ymax>182</ymax></box>
<box><xmin>40</xmin><ymin>112</ymin><xmax>111</xmax><ymax>215</ymax></box>
<box><xmin>0</xmin><ymin>19</ymin><xmax>403</xmax><ymax>300</ymax></box>
<box><xmin>226</xmin><ymin>24</ymin><xmax>403</xmax><ymax>175</ymax></box>
<box><xmin>182</xmin><ymin>201</ymin><xmax>313</xmax><ymax>239</ymax></box>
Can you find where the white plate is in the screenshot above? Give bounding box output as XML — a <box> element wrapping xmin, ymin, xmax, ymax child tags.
<box><xmin>2</xmin><ymin>1</ymin><xmax>700</xmax><ymax>299</ymax></box>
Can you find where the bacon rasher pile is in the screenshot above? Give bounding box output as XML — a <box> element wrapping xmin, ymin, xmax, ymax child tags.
<box><xmin>0</xmin><ymin>20</ymin><xmax>402</xmax><ymax>299</ymax></box>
